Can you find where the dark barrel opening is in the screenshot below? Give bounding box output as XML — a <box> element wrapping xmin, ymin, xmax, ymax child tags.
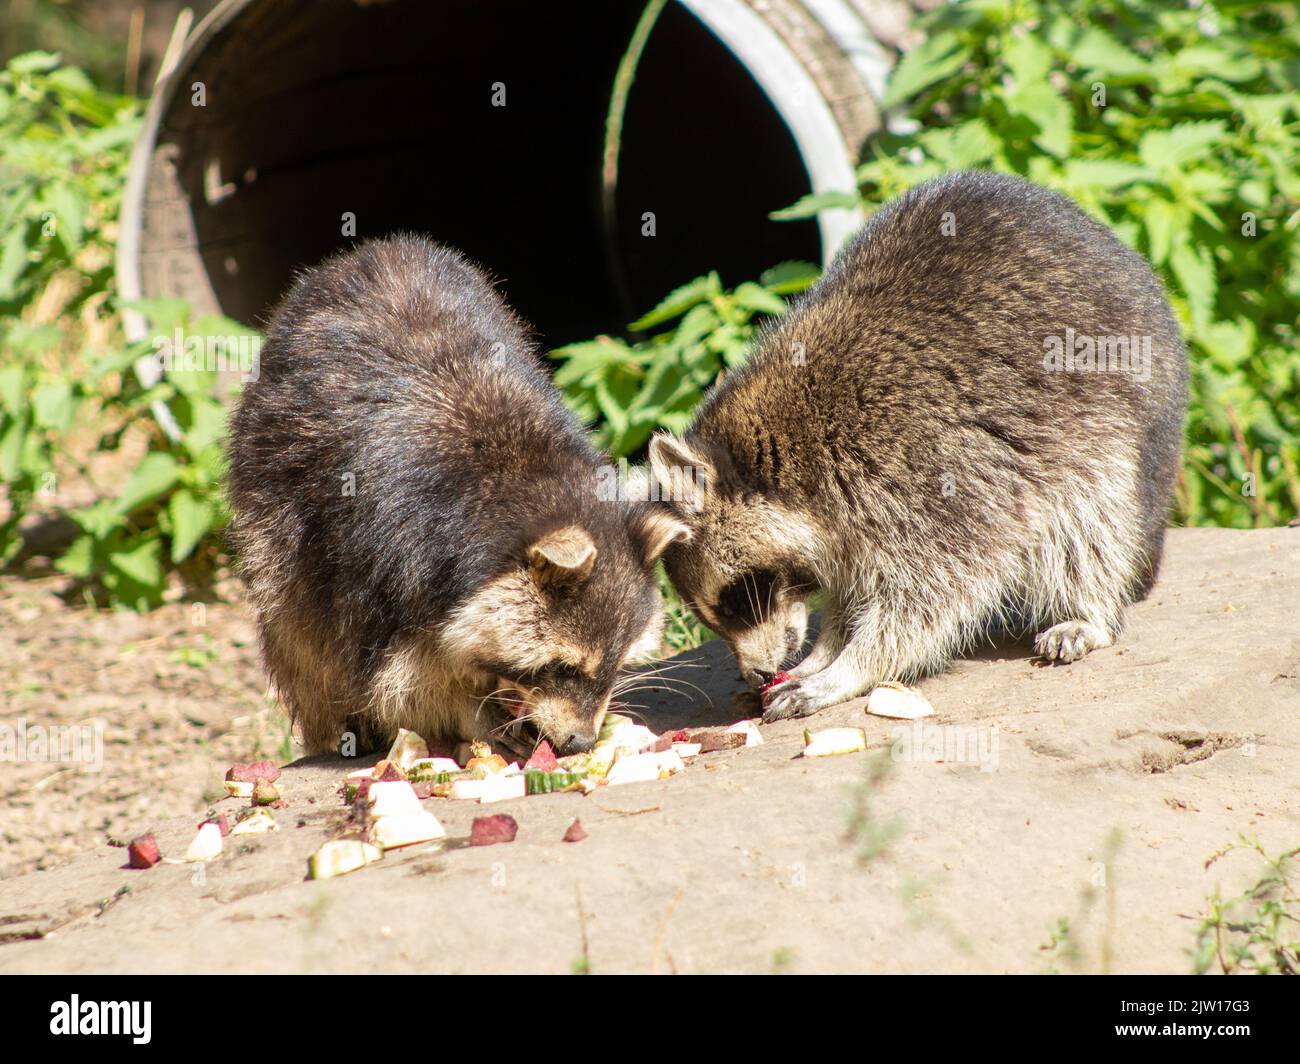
<box><xmin>150</xmin><ymin>0</ymin><xmax>821</xmax><ymax>346</ymax></box>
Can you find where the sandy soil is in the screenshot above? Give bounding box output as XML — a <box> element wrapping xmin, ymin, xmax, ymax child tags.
<box><xmin>0</xmin><ymin>527</ymin><xmax>1296</xmax><ymax>973</ymax></box>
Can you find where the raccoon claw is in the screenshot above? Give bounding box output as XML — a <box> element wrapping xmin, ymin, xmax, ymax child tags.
<box><xmin>761</xmin><ymin>679</ymin><xmax>826</xmax><ymax>723</ymax></box>
<box><xmin>1034</xmin><ymin>621</ymin><xmax>1109</xmax><ymax>664</ymax></box>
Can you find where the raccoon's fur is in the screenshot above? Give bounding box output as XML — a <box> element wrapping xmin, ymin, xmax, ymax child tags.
<box><xmin>649</xmin><ymin>171</ymin><xmax>1189</xmax><ymax>721</ymax></box>
<box><xmin>228</xmin><ymin>235</ymin><xmax>688</xmax><ymax>755</ymax></box>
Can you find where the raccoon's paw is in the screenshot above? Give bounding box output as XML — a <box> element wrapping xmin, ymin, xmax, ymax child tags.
<box><xmin>761</xmin><ymin>670</ymin><xmax>849</xmax><ymax>723</ymax></box>
<box><xmin>1033</xmin><ymin>620</ymin><xmax>1111</xmax><ymax>664</ymax></box>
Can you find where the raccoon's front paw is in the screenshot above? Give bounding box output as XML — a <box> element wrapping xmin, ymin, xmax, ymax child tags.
<box><xmin>1033</xmin><ymin>620</ymin><xmax>1111</xmax><ymax>664</ymax></box>
<box><xmin>761</xmin><ymin>670</ymin><xmax>848</xmax><ymax>722</ymax></box>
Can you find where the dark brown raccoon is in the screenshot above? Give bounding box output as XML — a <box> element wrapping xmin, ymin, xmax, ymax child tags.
<box><xmin>648</xmin><ymin>171</ymin><xmax>1189</xmax><ymax>721</ymax></box>
<box><xmin>227</xmin><ymin>235</ymin><xmax>687</xmax><ymax>755</ymax></box>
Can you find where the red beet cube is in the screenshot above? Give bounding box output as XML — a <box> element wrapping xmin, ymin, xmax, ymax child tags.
<box><xmin>562</xmin><ymin>819</ymin><xmax>587</xmax><ymax>843</ymax></box>
<box><xmin>469</xmin><ymin>814</ymin><xmax>518</xmax><ymax>847</ymax></box>
<box><xmin>127</xmin><ymin>834</ymin><xmax>160</xmax><ymax>869</ymax></box>
<box><xmin>225</xmin><ymin>760</ymin><xmax>281</xmax><ymax>783</ymax></box>
<box><xmin>523</xmin><ymin>740</ymin><xmax>559</xmax><ymax>772</ymax></box>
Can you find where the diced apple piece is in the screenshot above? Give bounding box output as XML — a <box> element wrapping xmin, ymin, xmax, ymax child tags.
<box><xmin>230</xmin><ymin>808</ymin><xmax>278</xmax><ymax>834</ymax></box>
<box><xmin>448</xmin><ymin>778</ymin><xmax>490</xmax><ymax>801</ymax></box>
<box><xmin>605</xmin><ymin>752</ymin><xmax>662</xmax><ymax>786</ymax></box>
<box><xmin>308</xmin><ymin>839</ymin><xmax>382</xmax><ymax>880</ymax></box>
<box><xmin>368</xmin><ymin>810</ymin><xmax>446</xmax><ymax>850</ymax></box>
<box><xmin>184</xmin><ymin>822</ymin><xmax>223</xmax><ymax>861</ymax></box>
<box><xmin>726</xmin><ymin>720</ymin><xmax>764</xmax><ymax>747</ymax></box>
<box><xmin>672</xmin><ymin>742</ymin><xmax>702</xmax><ymax>758</ymax></box>
<box><xmin>224</xmin><ymin>780</ymin><xmax>254</xmax><ymax>799</ymax></box>
<box><xmin>252</xmin><ymin>778</ymin><xmax>281</xmax><ymax>806</ymax></box>
<box><xmin>466</xmin><ymin>754</ymin><xmax>510</xmax><ymax>779</ymax></box>
<box><xmin>866</xmin><ymin>682</ymin><xmax>935</xmax><ymax>720</ymax></box>
<box><xmin>801</xmin><ymin>727</ymin><xmax>868</xmax><ymax>757</ymax></box>
<box><xmin>385</xmin><ymin>728</ymin><xmax>431</xmax><ymax>770</ymax></box>
<box><xmin>366</xmin><ymin>780</ymin><xmax>423</xmax><ymax>819</ymax></box>
<box><xmin>479</xmin><ymin>773</ymin><xmax>526</xmax><ymax>803</ymax></box>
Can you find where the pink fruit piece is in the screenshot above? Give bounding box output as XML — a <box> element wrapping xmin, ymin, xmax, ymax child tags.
<box><xmin>225</xmin><ymin>760</ymin><xmax>281</xmax><ymax>784</ymax></box>
<box><xmin>760</xmin><ymin>671</ymin><xmax>795</xmax><ymax>696</ymax></box>
<box><xmin>562</xmin><ymin>819</ymin><xmax>587</xmax><ymax>843</ymax></box>
<box><xmin>523</xmin><ymin>740</ymin><xmax>559</xmax><ymax>772</ymax></box>
<box><xmin>127</xmin><ymin>834</ymin><xmax>160</xmax><ymax>869</ymax></box>
<box><xmin>671</xmin><ymin>729</ymin><xmax>690</xmax><ymax>743</ymax></box>
<box><xmin>469</xmin><ymin>814</ymin><xmax>518</xmax><ymax>847</ymax></box>
<box><xmin>373</xmin><ymin>760</ymin><xmax>406</xmax><ymax>782</ymax></box>
<box><xmin>202</xmin><ymin>815</ymin><xmax>231</xmax><ymax>837</ymax></box>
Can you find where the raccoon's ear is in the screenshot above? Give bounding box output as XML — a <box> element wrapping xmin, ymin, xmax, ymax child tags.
<box><xmin>527</xmin><ymin>526</ymin><xmax>597</xmax><ymax>587</ymax></box>
<box><xmin>648</xmin><ymin>432</ymin><xmax>711</xmax><ymax>512</ymax></box>
<box><xmin>630</xmin><ymin>506</ymin><xmax>692</xmax><ymax>568</ymax></box>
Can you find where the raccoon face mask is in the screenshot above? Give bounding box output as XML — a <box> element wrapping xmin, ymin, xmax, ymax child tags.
<box><xmin>647</xmin><ymin>433</ymin><xmax>818</xmax><ymax>691</ymax></box>
<box><xmin>441</xmin><ymin>514</ymin><xmax>690</xmax><ymax>753</ymax></box>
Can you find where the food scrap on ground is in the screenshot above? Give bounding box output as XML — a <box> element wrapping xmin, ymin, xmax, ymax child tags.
<box><xmin>127</xmin><ymin>833</ymin><xmax>160</xmax><ymax>869</ymax></box>
<box><xmin>308</xmin><ymin>839</ymin><xmax>383</xmax><ymax>880</ymax></box>
<box><xmin>470</xmin><ymin>814</ymin><xmax>518</xmax><ymax>847</ymax></box>
<box><xmin>183</xmin><ymin>821</ymin><xmax>224</xmax><ymax>862</ymax></box>
<box><xmin>866</xmin><ymin>682</ymin><xmax>935</xmax><ymax>720</ymax></box>
<box><xmin>562</xmin><ymin>819</ymin><xmax>586</xmax><ymax>843</ymax></box>
<box><xmin>801</xmin><ymin>727</ymin><xmax>868</xmax><ymax>758</ymax></box>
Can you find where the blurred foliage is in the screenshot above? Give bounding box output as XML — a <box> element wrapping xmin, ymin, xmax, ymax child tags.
<box><xmin>0</xmin><ymin>52</ymin><xmax>238</xmax><ymax>609</ymax></box>
<box><xmin>550</xmin><ymin>261</ymin><xmax>818</xmax><ymax>458</ymax></box>
<box><xmin>778</xmin><ymin>0</ymin><xmax>1300</xmax><ymax>527</ymax></box>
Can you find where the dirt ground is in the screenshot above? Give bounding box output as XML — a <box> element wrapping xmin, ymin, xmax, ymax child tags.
<box><xmin>1</xmin><ymin>526</ymin><xmax>1296</xmax><ymax>973</ymax></box>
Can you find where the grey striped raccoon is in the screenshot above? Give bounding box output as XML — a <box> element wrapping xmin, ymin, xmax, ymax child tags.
<box><xmin>648</xmin><ymin>171</ymin><xmax>1189</xmax><ymax>722</ymax></box>
<box><xmin>228</xmin><ymin>235</ymin><xmax>688</xmax><ymax>756</ymax></box>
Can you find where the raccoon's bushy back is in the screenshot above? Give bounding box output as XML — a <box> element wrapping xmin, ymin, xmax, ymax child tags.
<box><xmin>227</xmin><ymin>235</ymin><xmax>607</xmax><ymax>674</ymax></box>
<box><xmin>694</xmin><ymin>171</ymin><xmax>1188</xmax><ymax>556</ymax></box>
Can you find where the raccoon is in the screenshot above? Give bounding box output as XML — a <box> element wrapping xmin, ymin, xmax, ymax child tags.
<box><xmin>648</xmin><ymin>171</ymin><xmax>1189</xmax><ymax>722</ymax></box>
<box><xmin>228</xmin><ymin>235</ymin><xmax>688</xmax><ymax>756</ymax></box>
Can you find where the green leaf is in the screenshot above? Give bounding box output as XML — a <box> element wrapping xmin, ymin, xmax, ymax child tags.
<box><xmin>53</xmin><ymin>534</ymin><xmax>96</xmax><ymax>578</ymax></box>
<box><xmin>1143</xmin><ymin>199</ymin><xmax>1180</xmax><ymax>266</ymax></box>
<box><xmin>629</xmin><ymin>274</ymin><xmax>721</xmax><ymax>331</ymax></box>
<box><xmin>769</xmin><ymin>190</ymin><xmax>862</xmax><ymax>222</ymax></box>
<box><xmin>8</xmin><ymin>51</ymin><xmax>61</xmax><ymax>75</ymax></box>
<box><xmin>168</xmin><ymin>488</ymin><xmax>215</xmax><ymax>563</ymax></box>
<box><xmin>0</xmin><ymin>224</ymin><xmax>30</xmax><ymax>301</ymax></box>
<box><xmin>108</xmin><ymin>537</ymin><xmax>163</xmax><ymax>589</ymax></box>
<box><xmin>1003</xmin><ymin>80</ymin><xmax>1073</xmax><ymax>158</ymax></box>
<box><xmin>32</xmin><ymin>378</ymin><xmax>75</xmax><ymax>432</ymax></box>
<box><xmin>1137</xmin><ymin>121</ymin><xmax>1227</xmax><ymax>174</ymax></box>
<box><xmin>1170</xmin><ymin>236</ymin><xmax>1217</xmax><ymax>332</ymax></box>
<box><xmin>0</xmin><ymin>414</ymin><xmax>26</xmax><ymax>481</ymax></box>
<box><xmin>732</xmin><ymin>283</ymin><xmax>786</xmax><ymax>317</ymax></box>
<box><xmin>1070</xmin><ymin>29</ymin><xmax>1149</xmax><ymax>77</ymax></box>
<box><xmin>114</xmin><ymin>452</ymin><xmax>180</xmax><ymax>515</ymax></box>
<box><xmin>0</xmin><ymin>365</ymin><xmax>26</xmax><ymax>418</ymax></box>
<box><xmin>759</xmin><ymin>261</ymin><xmax>820</xmax><ymax>295</ymax></box>
<box><xmin>1062</xmin><ymin>159</ymin><xmax>1152</xmax><ymax>190</ymax></box>
<box><xmin>883</xmin><ymin>32</ymin><xmax>972</xmax><ymax>108</ymax></box>
<box><xmin>918</xmin><ymin>119</ymin><xmax>1001</xmax><ymax>168</ymax></box>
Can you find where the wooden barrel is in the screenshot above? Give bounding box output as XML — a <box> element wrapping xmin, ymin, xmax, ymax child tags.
<box><xmin>117</xmin><ymin>0</ymin><xmax>913</xmax><ymax>349</ymax></box>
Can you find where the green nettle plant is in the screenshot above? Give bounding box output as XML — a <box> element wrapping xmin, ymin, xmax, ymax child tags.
<box><xmin>550</xmin><ymin>262</ymin><xmax>819</xmax><ymax>459</ymax></box>
<box><xmin>777</xmin><ymin>0</ymin><xmax>1300</xmax><ymax>527</ymax></box>
<box><xmin>0</xmin><ymin>52</ymin><xmax>240</xmax><ymax>608</ymax></box>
